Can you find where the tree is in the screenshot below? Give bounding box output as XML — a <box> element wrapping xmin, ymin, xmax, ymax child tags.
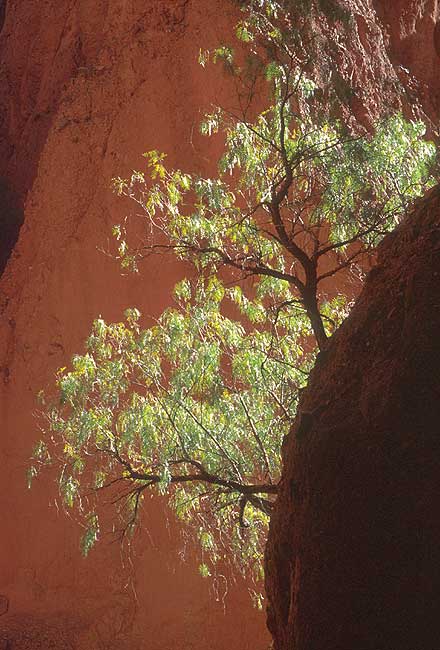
<box><xmin>30</xmin><ymin>0</ymin><xmax>437</xmax><ymax>603</ymax></box>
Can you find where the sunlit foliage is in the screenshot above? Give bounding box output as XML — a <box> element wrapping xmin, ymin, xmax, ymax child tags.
<box><xmin>30</xmin><ymin>0</ymin><xmax>437</xmax><ymax>600</ymax></box>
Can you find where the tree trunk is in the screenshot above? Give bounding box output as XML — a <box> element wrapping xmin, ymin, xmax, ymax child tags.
<box><xmin>301</xmin><ymin>285</ymin><xmax>327</xmax><ymax>351</ymax></box>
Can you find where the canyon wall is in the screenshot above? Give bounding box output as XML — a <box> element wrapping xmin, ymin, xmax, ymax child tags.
<box><xmin>0</xmin><ymin>1</ymin><xmax>269</xmax><ymax>647</ymax></box>
<box><xmin>2</xmin><ymin>0</ymin><xmax>440</xmax><ymax>648</ymax></box>
<box><xmin>265</xmin><ymin>2</ymin><xmax>440</xmax><ymax>648</ymax></box>
<box><xmin>266</xmin><ymin>182</ymin><xmax>440</xmax><ymax>650</ymax></box>
<box><xmin>373</xmin><ymin>0</ymin><xmax>440</xmax><ymax>122</ymax></box>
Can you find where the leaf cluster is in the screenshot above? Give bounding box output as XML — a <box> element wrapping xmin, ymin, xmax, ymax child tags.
<box><xmin>31</xmin><ymin>0</ymin><xmax>438</xmax><ymax>601</ymax></box>
<box><xmin>32</xmin><ymin>276</ymin><xmax>317</xmax><ymax>582</ymax></box>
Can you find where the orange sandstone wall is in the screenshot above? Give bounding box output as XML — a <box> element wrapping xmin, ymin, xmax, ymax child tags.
<box><xmin>0</xmin><ymin>1</ymin><xmax>269</xmax><ymax>647</ymax></box>
<box><xmin>373</xmin><ymin>0</ymin><xmax>440</xmax><ymax>122</ymax></box>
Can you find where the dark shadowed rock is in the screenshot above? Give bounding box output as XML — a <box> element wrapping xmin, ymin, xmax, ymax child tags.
<box><xmin>266</xmin><ymin>184</ymin><xmax>440</xmax><ymax>650</ymax></box>
<box><xmin>0</xmin><ymin>596</ymin><xmax>8</xmax><ymax>617</ymax></box>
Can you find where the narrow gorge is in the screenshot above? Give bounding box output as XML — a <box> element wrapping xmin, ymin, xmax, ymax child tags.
<box><xmin>1</xmin><ymin>1</ymin><xmax>439</xmax><ymax>648</ymax></box>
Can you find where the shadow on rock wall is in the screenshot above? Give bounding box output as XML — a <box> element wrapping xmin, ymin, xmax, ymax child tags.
<box><xmin>0</xmin><ymin>179</ymin><xmax>23</xmax><ymax>276</ymax></box>
<box><xmin>266</xmin><ymin>185</ymin><xmax>440</xmax><ymax>650</ymax></box>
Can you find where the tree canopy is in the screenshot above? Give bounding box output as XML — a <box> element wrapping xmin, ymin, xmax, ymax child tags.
<box><xmin>30</xmin><ymin>0</ymin><xmax>437</xmax><ymax>605</ymax></box>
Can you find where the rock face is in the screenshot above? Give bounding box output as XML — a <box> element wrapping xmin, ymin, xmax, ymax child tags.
<box><xmin>373</xmin><ymin>0</ymin><xmax>440</xmax><ymax>122</ymax></box>
<box><xmin>0</xmin><ymin>1</ymin><xmax>269</xmax><ymax>647</ymax></box>
<box><xmin>265</xmin><ymin>185</ymin><xmax>440</xmax><ymax>649</ymax></box>
<box><xmin>1</xmin><ymin>0</ymin><xmax>440</xmax><ymax>647</ymax></box>
<box><xmin>265</xmin><ymin>2</ymin><xmax>440</xmax><ymax>647</ymax></box>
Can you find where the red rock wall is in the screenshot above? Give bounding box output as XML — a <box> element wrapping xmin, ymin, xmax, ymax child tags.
<box><xmin>266</xmin><ymin>183</ymin><xmax>440</xmax><ymax>650</ymax></box>
<box><xmin>373</xmin><ymin>0</ymin><xmax>440</xmax><ymax>121</ymax></box>
<box><xmin>0</xmin><ymin>1</ymin><xmax>270</xmax><ymax>647</ymax></box>
<box><xmin>2</xmin><ymin>0</ymin><xmax>440</xmax><ymax>647</ymax></box>
<box><xmin>265</xmin><ymin>2</ymin><xmax>440</xmax><ymax>648</ymax></box>
<box><xmin>263</xmin><ymin>0</ymin><xmax>440</xmax><ymax>640</ymax></box>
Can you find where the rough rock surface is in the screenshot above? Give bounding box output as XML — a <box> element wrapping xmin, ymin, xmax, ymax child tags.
<box><xmin>263</xmin><ymin>2</ymin><xmax>440</xmax><ymax>646</ymax></box>
<box><xmin>266</xmin><ymin>185</ymin><xmax>440</xmax><ymax>649</ymax></box>
<box><xmin>373</xmin><ymin>0</ymin><xmax>440</xmax><ymax>121</ymax></box>
<box><xmin>1</xmin><ymin>0</ymin><xmax>440</xmax><ymax>647</ymax></box>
